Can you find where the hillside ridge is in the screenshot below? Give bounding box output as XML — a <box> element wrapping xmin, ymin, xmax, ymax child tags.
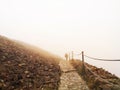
<box><xmin>70</xmin><ymin>60</ymin><xmax>120</xmax><ymax>90</ymax></box>
<box><xmin>0</xmin><ymin>35</ymin><xmax>61</xmax><ymax>90</ymax></box>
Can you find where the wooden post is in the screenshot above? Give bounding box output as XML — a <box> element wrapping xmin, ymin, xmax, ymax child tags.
<box><xmin>82</xmin><ymin>51</ymin><xmax>84</xmax><ymax>63</ymax></box>
<box><xmin>72</xmin><ymin>51</ymin><xmax>73</xmax><ymax>60</ymax></box>
<box><xmin>82</xmin><ymin>51</ymin><xmax>85</xmax><ymax>78</ymax></box>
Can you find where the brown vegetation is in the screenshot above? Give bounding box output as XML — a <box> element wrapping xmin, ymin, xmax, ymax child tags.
<box><xmin>70</xmin><ymin>60</ymin><xmax>120</xmax><ymax>90</ymax></box>
<box><xmin>0</xmin><ymin>36</ymin><xmax>61</xmax><ymax>90</ymax></box>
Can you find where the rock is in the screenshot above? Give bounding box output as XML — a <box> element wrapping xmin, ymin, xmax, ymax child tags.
<box><xmin>18</xmin><ymin>63</ymin><xmax>26</xmax><ymax>66</ymax></box>
<box><xmin>24</xmin><ymin>71</ymin><xmax>29</xmax><ymax>74</ymax></box>
<box><xmin>112</xmin><ymin>85</ymin><xmax>120</xmax><ymax>90</ymax></box>
<box><xmin>44</xmin><ymin>66</ymin><xmax>49</xmax><ymax>71</ymax></box>
<box><xmin>26</xmin><ymin>75</ymin><xmax>30</xmax><ymax>78</ymax></box>
<box><xmin>2</xmin><ymin>56</ymin><xmax>6</xmax><ymax>59</ymax></box>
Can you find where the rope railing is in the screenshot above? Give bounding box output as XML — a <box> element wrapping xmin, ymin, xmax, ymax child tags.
<box><xmin>84</xmin><ymin>55</ymin><xmax>120</xmax><ymax>61</ymax></box>
<box><xmin>68</xmin><ymin>51</ymin><xmax>120</xmax><ymax>80</ymax></box>
<box><xmin>66</xmin><ymin>51</ymin><xmax>120</xmax><ymax>61</ymax></box>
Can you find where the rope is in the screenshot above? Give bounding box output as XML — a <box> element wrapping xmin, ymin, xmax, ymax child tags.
<box><xmin>84</xmin><ymin>55</ymin><xmax>120</xmax><ymax>61</ymax></box>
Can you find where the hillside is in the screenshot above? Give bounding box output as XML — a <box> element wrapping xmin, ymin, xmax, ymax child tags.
<box><xmin>70</xmin><ymin>60</ymin><xmax>120</xmax><ymax>90</ymax></box>
<box><xmin>0</xmin><ymin>36</ymin><xmax>61</xmax><ymax>90</ymax></box>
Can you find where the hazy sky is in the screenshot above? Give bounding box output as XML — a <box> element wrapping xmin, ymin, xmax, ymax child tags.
<box><xmin>0</xmin><ymin>0</ymin><xmax>120</xmax><ymax>77</ymax></box>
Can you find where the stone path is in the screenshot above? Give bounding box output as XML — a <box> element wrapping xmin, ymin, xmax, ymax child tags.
<box><xmin>58</xmin><ymin>60</ymin><xmax>89</xmax><ymax>90</ymax></box>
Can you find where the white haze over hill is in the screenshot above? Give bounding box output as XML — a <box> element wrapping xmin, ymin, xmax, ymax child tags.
<box><xmin>0</xmin><ymin>0</ymin><xmax>120</xmax><ymax>77</ymax></box>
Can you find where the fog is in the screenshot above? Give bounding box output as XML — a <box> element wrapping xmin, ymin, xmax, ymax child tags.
<box><xmin>0</xmin><ymin>0</ymin><xmax>120</xmax><ymax>77</ymax></box>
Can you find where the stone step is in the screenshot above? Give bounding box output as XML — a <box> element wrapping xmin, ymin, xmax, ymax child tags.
<box><xmin>58</xmin><ymin>60</ymin><xmax>89</xmax><ymax>90</ymax></box>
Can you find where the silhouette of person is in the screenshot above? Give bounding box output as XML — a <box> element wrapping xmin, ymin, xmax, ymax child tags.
<box><xmin>65</xmin><ymin>53</ymin><xmax>68</xmax><ymax>60</ymax></box>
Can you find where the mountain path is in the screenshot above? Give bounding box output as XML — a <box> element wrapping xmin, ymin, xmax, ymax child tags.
<box><xmin>58</xmin><ymin>60</ymin><xmax>89</xmax><ymax>90</ymax></box>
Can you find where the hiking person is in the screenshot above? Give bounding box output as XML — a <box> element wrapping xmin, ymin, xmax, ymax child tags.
<box><xmin>65</xmin><ymin>53</ymin><xmax>68</xmax><ymax>60</ymax></box>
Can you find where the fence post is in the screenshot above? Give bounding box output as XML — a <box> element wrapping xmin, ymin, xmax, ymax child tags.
<box><xmin>72</xmin><ymin>51</ymin><xmax>74</xmax><ymax>60</ymax></box>
<box><xmin>82</xmin><ymin>51</ymin><xmax>84</xmax><ymax>63</ymax></box>
<box><xmin>82</xmin><ymin>51</ymin><xmax>85</xmax><ymax>78</ymax></box>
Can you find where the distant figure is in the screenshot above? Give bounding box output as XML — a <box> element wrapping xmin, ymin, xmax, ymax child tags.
<box><xmin>65</xmin><ymin>53</ymin><xmax>68</xmax><ymax>60</ymax></box>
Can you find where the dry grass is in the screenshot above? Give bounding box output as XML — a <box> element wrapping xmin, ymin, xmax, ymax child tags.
<box><xmin>0</xmin><ymin>35</ymin><xmax>61</xmax><ymax>90</ymax></box>
<box><xmin>70</xmin><ymin>60</ymin><xmax>120</xmax><ymax>90</ymax></box>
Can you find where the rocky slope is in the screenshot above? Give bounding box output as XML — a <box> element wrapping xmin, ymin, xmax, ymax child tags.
<box><xmin>0</xmin><ymin>36</ymin><xmax>61</xmax><ymax>90</ymax></box>
<box><xmin>70</xmin><ymin>60</ymin><xmax>120</xmax><ymax>90</ymax></box>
